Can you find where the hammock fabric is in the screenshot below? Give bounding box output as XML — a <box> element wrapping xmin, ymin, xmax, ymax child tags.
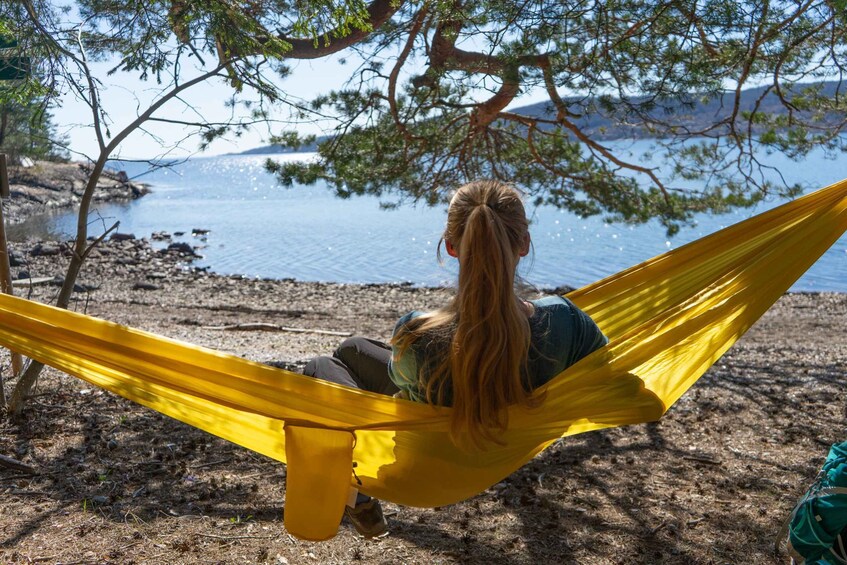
<box><xmin>0</xmin><ymin>179</ymin><xmax>846</xmax><ymax>540</ymax></box>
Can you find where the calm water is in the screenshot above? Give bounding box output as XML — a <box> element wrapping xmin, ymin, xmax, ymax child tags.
<box><xmin>10</xmin><ymin>142</ymin><xmax>847</xmax><ymax>291</ymax></box>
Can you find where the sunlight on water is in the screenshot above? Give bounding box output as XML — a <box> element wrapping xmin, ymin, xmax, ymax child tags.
<box><xmin>12</xmin><ymin>145</ymin><xmax>847</xmax><ymax>291</ymax></box>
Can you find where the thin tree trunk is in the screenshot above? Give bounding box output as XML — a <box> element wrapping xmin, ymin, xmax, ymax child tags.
<box><xmin>8</xmin><ymin>3</ymin><xmax>232</xmax><ymax>416</ymax></box>
<box><xmin>0</xmin><ymin>105</ymin><xmax>8</xmax><ymax>149</ymax></box>
<box><xmin>0</xmin><ymin>154</ymin><xmax>22</xmax><ymax>408</ymax></box>
<box><xmin>8</xmin><ymin>153</ymin><xmax>106</xmax><ymax>415</ymax></box>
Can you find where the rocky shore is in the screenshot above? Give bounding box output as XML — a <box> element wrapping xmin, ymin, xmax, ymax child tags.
<box><xmin>3</xmin><ymin>160</ymin><xmax>148</xmax><ymax>224</ymax></box>
<box><xmin>0</xmin><ymin>166</ymin><xmax>845</xmax><ymax>564</ymax></box>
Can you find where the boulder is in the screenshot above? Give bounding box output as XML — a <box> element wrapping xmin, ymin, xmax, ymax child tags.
<box><xmin>31</xmin><ymin>243</ymin><xmax>61</xmax><ymax>256</ymax></box>
<box><xmin>166</xmin><ymin>242</ymin><xmax>197</xmax><ymax>256</ymax></box>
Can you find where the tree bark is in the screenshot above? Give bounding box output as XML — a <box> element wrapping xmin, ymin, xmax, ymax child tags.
<box><xmin>0</xmin><ymin>105</ymin><xmax>8</xmax><ymax>149</ymax></box>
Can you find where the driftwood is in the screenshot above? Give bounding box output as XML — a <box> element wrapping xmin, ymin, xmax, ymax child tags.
<box><xmin>11</xmin><ymin>276</ymin><xmax>55</xmax><ymax>288</ymax></box>
<box><xmin>0</xmin><ymin>453</ymin><xmax>36</xmax><ymax>474</ymax></box>
<box><xmin>202</xmin><ymin>323</ymin><xmax>352</xmax><ymax>337</ymax></box>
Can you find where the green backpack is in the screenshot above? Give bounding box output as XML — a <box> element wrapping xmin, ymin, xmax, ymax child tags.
<box><xmin>782</xmin><ymin>442</ymin><xmax>847</xmax><ymax>564</ymax></box>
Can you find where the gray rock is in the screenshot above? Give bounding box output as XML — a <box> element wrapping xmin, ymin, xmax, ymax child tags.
<box><xmin>115</xmin><ymin>257</ymin><xmax>139</xmax><ymax>266</ymax></box>
<box><xmin>31</xmin><ymin>243</ymin><xmax>61</xmax><ymax>256</ymax></box>
<box><xmin>167</xmin><ymin>242</ymin><xmax>196</xmax><ymax>256</ymax></box>
<box><xmin>7</xmin><ymin>250</ymin><xmax>23</xmax><ymax>267</ymax></box>
<box><xmin>47</xmin><ymin>275</ymin><xmax>89</xmax><ymax>293</ymax></box>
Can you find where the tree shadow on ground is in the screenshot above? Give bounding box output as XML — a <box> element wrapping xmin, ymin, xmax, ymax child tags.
<box><xmin>3</xmin><ymin>343</ymin><xmax>844</xmax><ymax>563</ymax></box>
<box><xmin>1</xmin><ymin>383</ymin><xmax>286</xmax><ymax>550</ymax></box>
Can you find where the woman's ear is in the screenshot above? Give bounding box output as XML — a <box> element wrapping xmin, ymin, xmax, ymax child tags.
<box><xmin>520</xmin><ymin>233</ymin><xmax>531</xmax><ymax>257</ymax></box>
<box><xmin>445</xmin><ymin>240</ymin><xmax>459</xmax><ymax>258</ymax></box>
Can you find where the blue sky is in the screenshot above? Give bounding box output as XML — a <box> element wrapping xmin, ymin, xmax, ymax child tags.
<box><xmin>52</xmin><ymin>51</ymin><xmax>549</xmax><ymax>162</ymax></box>
<box><xmin>53</xmin><ymin>54</ymin><xmax>355</xmax><ymax>160</ymax></box>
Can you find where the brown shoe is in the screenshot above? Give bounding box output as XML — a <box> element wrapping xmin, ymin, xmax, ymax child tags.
<box><xmin>344</xmin><ymin>498</ymin><xmax>388</xmax><ymax>538</ymax></box>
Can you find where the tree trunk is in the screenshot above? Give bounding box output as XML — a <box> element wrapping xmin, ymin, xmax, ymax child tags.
<box><xmin>0</xmin><ymin>105</ymin><xmax>8</xmax><ymax>149</ymax></box>
<box><xmin>8</xmin><ymin>155</ymin><xmax>107</xmax><ymax>416</ymax></box>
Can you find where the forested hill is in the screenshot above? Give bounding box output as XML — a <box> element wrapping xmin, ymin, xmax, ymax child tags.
<box><xmin>235</xmin><ymin>82</ymin><xmax>840</xmax><ymax>154</ymax></box>
<box><xmin>512</xmin><ymin>81</ymin><xmax>842</xmax><ymax>140</ymax></box>
<box><xmin>232</xmin><ymin>135</ymin><xmax>330</xmax><ymax>155</ymax></box>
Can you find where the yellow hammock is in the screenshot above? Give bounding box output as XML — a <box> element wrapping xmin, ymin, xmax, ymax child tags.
<box><xmin>0</xmin><ymin>179</ymin><xmax>846</xmax><ymax>540</ymax></box>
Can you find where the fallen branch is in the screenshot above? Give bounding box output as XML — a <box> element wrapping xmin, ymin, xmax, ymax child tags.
<box><xmin>9</xmin><ymin>489</ymin><xmax>50</xmax><ymax>496</ymax></box>
<box><xmin>191</xmin><ymin>458</ymin><xmax>232</xmax><ymax>470</ymax></box>
<box><xmin>682</xmin><ymin>455</ymin><xmax>722</xmax><ymax>465</ymax></box>
<box><xmin>650</xmin><ymin>521</ymin><xmax>668</xmax><ymax>535</ymax></box>
<box><xmin>687</xmin><ymin>517</ymin><xmax>705</xmax><ymax>526</ymax></box>
<box><xmin>202</xmin><ymin>323</ymin><xmax>352</xmax><ymax>337</ymax></box>
<box><xmin>195</xmin><ymin>533</ymin><xmax>278</xmax><ymax>540</ymax></box>
<box><xmin>0</xmin><ymin>453</ymin><xmax>36</xmax><ymax>474</ymax></box>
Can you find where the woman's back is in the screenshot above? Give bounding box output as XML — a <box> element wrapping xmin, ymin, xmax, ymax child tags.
<box><xmin>390</xmin><ymin>180</ymin><xmax>609</xmax><ymax>447</ymax></box>
<box><xmin>389</xmin><ymin>295</ymin><xmax>608</xmax><ymax>405</ymax></box>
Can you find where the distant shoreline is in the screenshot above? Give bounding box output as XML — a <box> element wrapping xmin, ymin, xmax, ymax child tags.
<box><xmin>9</xmin><ymin>156</ymin><xmax>845</xmax><ymax>294</ymax></box>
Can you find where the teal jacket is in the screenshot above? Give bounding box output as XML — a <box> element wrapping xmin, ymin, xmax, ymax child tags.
<box><xmin>388</xmin><ymin>295</ymin><xmax>608</xmax><ymax>405</ymax></box>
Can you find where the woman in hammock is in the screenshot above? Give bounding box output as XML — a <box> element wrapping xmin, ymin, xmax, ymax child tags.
<box><xmin>303</xmin><ymin>179</ymin><xmax>608</xmax><ymax>537</ymax></box>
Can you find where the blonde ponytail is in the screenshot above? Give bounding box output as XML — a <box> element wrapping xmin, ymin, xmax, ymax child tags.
<box><xmin>392</xmin><ymin>180</ymin><xmax>536</xmax><ymax>448</ymax></box>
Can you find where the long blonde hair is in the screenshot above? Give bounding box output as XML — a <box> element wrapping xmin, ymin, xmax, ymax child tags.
<box><xmin>392</xmin><ymin>180</ymin><xmax>537</xmax><ymax>447</ymax></box>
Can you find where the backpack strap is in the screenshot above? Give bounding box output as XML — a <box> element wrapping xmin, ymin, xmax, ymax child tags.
<box><xmin>830</xmin><ymin>529</ymin><xmax>847</xmax><ymax>565</ymax></box>
<box><xmin>819</xmin><ymin>487</ymin><xmax>847</xmax><ymax>496</ymax></box>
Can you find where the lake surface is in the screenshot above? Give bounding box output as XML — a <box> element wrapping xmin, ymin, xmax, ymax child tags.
<box><xmin>10</xmin><ymin>142</ymin><xmax>847</xmax><ymax>291</ymax></box>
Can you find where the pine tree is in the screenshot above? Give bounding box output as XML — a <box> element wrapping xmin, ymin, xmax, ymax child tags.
<box><xmin>0</xmin><ymin>97</ymin><xmax>67</xmax><ymax>163</ymax></box>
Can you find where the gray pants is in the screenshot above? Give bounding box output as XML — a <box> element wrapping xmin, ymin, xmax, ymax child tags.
<box><xmin>303</xmin><ymin>337</ymin><xmax>400</xmax><ymax>396</ymax></box>
<box><xmin>303</xmin><ymin>337</ymin><xmax>399</xmax><ymax>506</ymax></box>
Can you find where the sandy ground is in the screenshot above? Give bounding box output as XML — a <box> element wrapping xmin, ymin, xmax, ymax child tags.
<box><xmin>0</xmin><ymin>235</ymin><xmax>844</xmax><ymax>565</ymax></box>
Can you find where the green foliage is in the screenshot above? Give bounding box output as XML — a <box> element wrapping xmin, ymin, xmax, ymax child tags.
<box><xmin>0</xmin><ymin>10</ymin><xmax>65</xmax><ymax>161</ymax></box>
<box><xmin>0</xmin><ymin>95</ymin><xmax>67</xmax><ymax>162</ymax></box>
<box><xmin>268</xmin><ymin>130</ymin><xmax>317</xmax><ymax>151</ymax></box>
<box><xmin>266</xmin><ymin>0</ymin><xmax>847</xmax><ymax>234</ymax></box>
<box><xmin>0</xmin><ymin>0</ymin><xmax>391</xmax><ymax>158</ymax></box>
<box><xmin>229</xmin><ymin>513</ymin><xmax>254</xmax><ymax>524</ymax></box>
<box><xmin>77</xmin><ymin>0</ymin><xmax>293</xmax><ymax>95</ymax></box>
<box><xmin>4</xmin><ymin>0</ymin><xmax>845</xmax><ymax>232</ymax></box>
<box><xmin>291</xmin><ymin>0</ymin><xmax>373</xmax><ymax>46</ymax></box>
